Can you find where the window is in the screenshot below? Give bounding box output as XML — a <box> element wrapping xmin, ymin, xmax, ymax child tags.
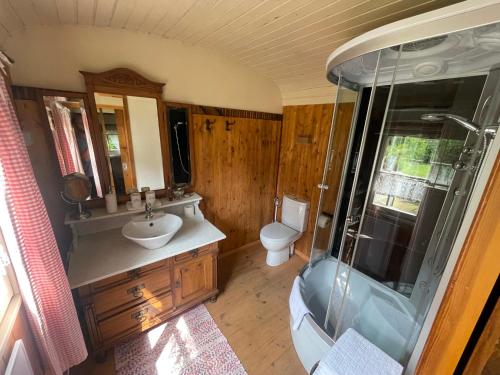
<box><xmin>372</xmin><ymin>135</ymin><xmax>463</xmax><ymax>215</ymax></box>
<box><xmin>0</xmin><ymin>227</ymin><xmax>20</xmax><ymax>359</ymax></box>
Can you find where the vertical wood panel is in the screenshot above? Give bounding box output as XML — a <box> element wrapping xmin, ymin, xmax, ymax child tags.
<box><xmin>192</xmin><ymin>114</ymin><xmax>281</xmax><ymax>253</ymax></box>
<box><xmin>276</xmin><ymin>103</ymin><xmax>354</xmax><ymax>259</ymax></box>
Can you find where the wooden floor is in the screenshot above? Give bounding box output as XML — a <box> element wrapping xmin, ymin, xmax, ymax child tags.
<box><xmin>71</xmin><ymin>244</ymin><xmax>307</xmax><ymax>375</ymax></box>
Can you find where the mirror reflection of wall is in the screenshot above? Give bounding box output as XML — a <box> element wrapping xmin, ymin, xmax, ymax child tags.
<box><xmin>94</xmin><ymin>93</ymin><xmax>165</xmax><ymax>195</ymax></box>
<box><xmin>43</xmin><ymin>96</ymin><xmax>102</xmax><ymax>199</ymax></box>
<box><xmin>167</xmin><ymin>107</ymin><xmax>191</xmax><ymax>185</ymax></box>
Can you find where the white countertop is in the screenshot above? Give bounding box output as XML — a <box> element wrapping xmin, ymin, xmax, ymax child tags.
<box><xmin>67</xmin><ymin>216</ymin><xmax>226</xmax><ymax>289</ymax></box>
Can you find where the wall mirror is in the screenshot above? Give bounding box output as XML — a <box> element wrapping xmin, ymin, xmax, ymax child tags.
<box><xmin>42</xmin><ymin>93</ymin><xmax>103</xmax><ymax>199</ymax></box>
<box><xmin>166</xmin><ymin>103</ymin><xmax>192</xmax><ymax>186</ymax></box>
<box><xmin>95</xmin><ymin>93</ymin><xmax>164</xmax><ymax>194</ymax></box>
<box><xmin>81</xmin><ymin>68</ymin><xmax>169</xmax><ymax>199</ymax></box>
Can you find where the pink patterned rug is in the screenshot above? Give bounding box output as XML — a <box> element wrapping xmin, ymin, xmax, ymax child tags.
<box><xmin>115</xmin><ymin>304</ymin><xmax>247</xmax><ymax>375</ymax></box>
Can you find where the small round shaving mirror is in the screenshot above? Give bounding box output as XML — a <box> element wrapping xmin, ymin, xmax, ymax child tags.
<box><xmin>61</xmin><ymin>172</ymin><xmax>92</xmax><ymax>219</ymax></box>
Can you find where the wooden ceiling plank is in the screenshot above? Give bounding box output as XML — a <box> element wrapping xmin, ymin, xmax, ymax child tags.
<box><xmin>194</xmin><ymin>0</ymin><xmax>298</xmax><ymax>46</ymax></box>
<box><xmin>55</xmin><ymin>0</ymin><xmax>76</xmax><ymax>25</ymax></box>
<box><xmin>235</xmin><ymin>0</ymin><xmax>445</xmax><ymax>64</ymax></box>
<box><xmin>239</xmin><ymin>0</ymin><xmax>451</xmax><ymax>62</ymax></box>
<box><xmin>243</xmin><ymin>37</ymin><xmax>348</xmax><ymax>70</ymax></box>
<box><xmin>31</xmin><ymin>0</ymin><xmax>60</xmax><ymax>26</ymax></box>
<box><xmin>109</xmin><ymin>0</ymin><xmax>135</xmax><ymax>28</ymax></box>
<box><xmin>136</xmin><ymin>0</ymin><xmax>172</xmax><ymax>34</ymax></box>
<box><xmin>229</xmin><ymin>0</ymin><xmax>400</xmax><ymax>59</ymax></box>
<box><xmin>163</xmin><ymin>0</ymin><xmax>221</xmax><ymax>40</ymax></box>
<box><xmin>148</xmin><ymin>0</ymin><xmax>197</xmax><ymax>36</ymax></box>
<box><xmin>191</xmin><ymin>0</ymin><xmax>279</xmax><ymax>45</ymax></box>
<box><xmin>182</xmin><ymin>0</ymin><xmax>256</xmax><ymax>45</ymax></box>
<box><xmin>0</xmin><ymin>0</ymin><xmax>26</xmax><ymax>31</ymax></box>
<box><xmin>94</xmin><ymin>0</ymin><xmax>117</xmax><ymax>27</ymax></box>
<box><xmin>76</xmin><ymin>0</ymin><xmax>95</xmax><ymax>25</ymax></box>
<box><xmin>123</xmin><ymin>0</ymin><xmax>155</xmax><ymax>31</ymax></box>
<box><xmin>216</xmin><ymin>0</ymin><xmax>351</xmax><ymax>50</ymax></box>
<box><xmin>8</xmin><ymin>0</ymin><xmax>40</xmax><ymax>27</ymax></box>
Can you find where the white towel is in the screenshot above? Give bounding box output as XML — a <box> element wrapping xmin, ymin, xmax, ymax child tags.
<box><xmin>314</xmin><ymin>328</ymin><xmax>403</xmax><ymax>375</ymax></box>
<box><xmin>289</xmin><ymin>276</ymin><xmax>312</xmax><ymax>330</ymax></box>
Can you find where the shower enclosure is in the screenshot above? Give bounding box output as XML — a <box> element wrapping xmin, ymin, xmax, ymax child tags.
<box><xmin>291</xmin><ymin>3</ymin><xmax>500</xmax><ymax>374</ymax></box>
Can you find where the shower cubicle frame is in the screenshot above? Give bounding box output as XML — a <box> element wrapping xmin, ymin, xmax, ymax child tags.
<box><xmin>306</xmin><ymin>1</ymin><xmax>500</xmax><ymax>373</ymax></box>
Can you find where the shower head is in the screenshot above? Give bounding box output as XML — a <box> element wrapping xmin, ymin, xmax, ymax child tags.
<box><xmin>420</xmin><ymin>113</ymin><xmax>481</xmax><ymax>133</ymax></box>
<box><xmin>173</xmin><ymin>121</ymin><xmax>185</xmax><ymax>130</ymax></box>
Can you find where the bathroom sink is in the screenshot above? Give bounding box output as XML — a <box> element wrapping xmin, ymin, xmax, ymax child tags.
<box><xmin>122</xmin><ymin>213</ymin><xmax>183</xmax><ymax>250</ymax></box>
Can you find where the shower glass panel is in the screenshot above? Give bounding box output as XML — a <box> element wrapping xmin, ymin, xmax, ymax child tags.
<box><xmin>326</xmin><ymin>24</ymin><xmax>500</xmax><ymax>369</ymax></box>
<box><xmin>309</xmin><ymin>75</ymin><xmax>360</xmax><ymax>265</ymax></box>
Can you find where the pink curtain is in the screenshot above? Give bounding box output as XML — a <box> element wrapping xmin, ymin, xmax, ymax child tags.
<box><xmin>48</xmin><ymin>98</ymin><xmax>84</xmax><ymax>176</ymax></box>
<box><xmin>0</xmin><ymin>72</ymin><xmax>87</xmax><ymax>373</ymax></box>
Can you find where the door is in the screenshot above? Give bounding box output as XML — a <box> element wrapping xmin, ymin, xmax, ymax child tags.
<box><xmin>114</xmin><ymin>108</ymin><xmax>136</xmax><ymax>191</ymax></box>
<box><xmin>173</xmin><ymin>255</ymin><xmax>214</xmax><ymax>306</ymax></box>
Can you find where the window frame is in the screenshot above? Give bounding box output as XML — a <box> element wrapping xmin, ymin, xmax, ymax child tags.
<box><xmin>0</xmin><ymin>228</ymin><xmax>21</xmax><ymax>362</ymax></box>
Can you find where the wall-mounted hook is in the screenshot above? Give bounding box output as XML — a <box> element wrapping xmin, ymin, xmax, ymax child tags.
<box><xmin>225</xmin><ymin>120</ymin><xmax>236</xmax><ymax>131</ymax></box>
<box><xmin>205</xmin><ymin>119</ymin><xmax>215</xmax><ymax>132</ymax></box>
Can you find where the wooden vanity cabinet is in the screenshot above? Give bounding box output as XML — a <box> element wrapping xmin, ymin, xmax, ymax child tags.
<box><xmin>77</xmin><ymin>242</ymin><xmax>219</xmax><ymax>359</ymax></box>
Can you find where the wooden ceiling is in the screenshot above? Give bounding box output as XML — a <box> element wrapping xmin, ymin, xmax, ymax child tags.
<box><xmin>0</xmin><ymin>0</ymin><xmax>461</xmax><ymax>105</ymax></box>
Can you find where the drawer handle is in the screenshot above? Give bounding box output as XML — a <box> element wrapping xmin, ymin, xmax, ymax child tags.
<box><xmin>127</xmin><ymin>284</ymin><xmax>145</xmax><ymax>298</ymax></box>
<box><xmin>191</xmin><ymin>249</ymin><xmax>199</xmax><ymax>258</ymax></box>
<box><xmin>131</xmin><ymin>308</ymin><xmax>148</xmax><ymax>323</ymax></box>
<box><xmin>175</xmin><ymin>279</ymin><xmax>181</xmax><ymax>289</ymax></box>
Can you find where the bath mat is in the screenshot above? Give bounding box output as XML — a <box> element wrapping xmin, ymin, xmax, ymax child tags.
<box><xmin>115</xmin><ymin>304</ymin><xmax>247</xmax><ymax>375</ymax></box>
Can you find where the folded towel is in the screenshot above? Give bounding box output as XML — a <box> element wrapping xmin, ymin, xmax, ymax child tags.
<box><xmin>289</xmin><ymin>276</ymin><xmax>312</xmax><ymax>330</ymax></box>
<box><xmin>314</xmin><ymin>328</ymin><xmax>403</xmax><ymax>375</ymax></box>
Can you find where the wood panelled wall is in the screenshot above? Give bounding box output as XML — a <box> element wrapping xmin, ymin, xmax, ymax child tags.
<box><xmin>276</xmin><ymin>103</ymin><xmax>354</xmax><ymax>259</ymax></box>
<box><xmin>192</xmin><ymin>114</ymin><xmax>282</xmax><ymax>253</ymax></box>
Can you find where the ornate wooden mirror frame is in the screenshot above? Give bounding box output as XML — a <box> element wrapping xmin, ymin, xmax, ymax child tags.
<box><xmin>80</xmin><ymin>68</ymin><xmax>170</xmax><ymax>203</ymax></box>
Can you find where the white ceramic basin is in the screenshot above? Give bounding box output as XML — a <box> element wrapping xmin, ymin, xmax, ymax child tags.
<box><xmin>122</xmin><ymin>213</ymin><xmax>183</xmax><ymax>250</ymax></box>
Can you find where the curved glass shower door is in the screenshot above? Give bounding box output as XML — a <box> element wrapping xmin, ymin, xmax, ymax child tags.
<box><xmin>309</xmin><ymin>78</ymin><xmax>359</xmax><ymax>264</ymax></box>
<box><xmin>321</xmin><ymin>22</ymin><xmax>500</xmax><ymax>371</ymax></box>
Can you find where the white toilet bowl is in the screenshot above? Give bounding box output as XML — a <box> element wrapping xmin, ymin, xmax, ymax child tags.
<box><xmin>260</xmin><ymin>195</ymin><xmax>309</xmax><ymax>267</ymax></box>
<box><xmin>260</xmin><ymin>222</ymin><xmax>301</xmax><ymax>266</ymax></box>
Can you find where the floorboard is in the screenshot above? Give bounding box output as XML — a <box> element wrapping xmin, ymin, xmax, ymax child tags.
<box><xmin>70</xmin><ymin>244</ymin><xmax>307</xmax><ymax>375</ymax></box>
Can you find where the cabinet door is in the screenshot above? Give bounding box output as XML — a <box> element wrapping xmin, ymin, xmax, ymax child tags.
<box><xmin>174</xmin><ymin>254</ymin><xmax>214</xmax><ymax>306</ymax></box>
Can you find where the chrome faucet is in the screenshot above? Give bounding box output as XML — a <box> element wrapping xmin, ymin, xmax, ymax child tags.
<box><xmin>145</xmin><ymin>202</ymin><xmax>154</xmax><ymax>220</ymax></box>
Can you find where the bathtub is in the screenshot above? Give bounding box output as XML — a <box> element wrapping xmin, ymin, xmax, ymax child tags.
<box><xmin>290</xmin><ymin>257</ymin><xmax>420</xmax><ymax>373</ymax></box>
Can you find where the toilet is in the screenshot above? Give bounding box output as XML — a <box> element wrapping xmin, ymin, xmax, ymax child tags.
<box><xmin>260</xmin><ymin>195</ymin><xmax>309</xmax><ymax>266</ymax></box>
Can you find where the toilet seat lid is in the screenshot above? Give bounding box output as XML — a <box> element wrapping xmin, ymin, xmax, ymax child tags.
<box><xmin>261</xmin><ymin>222</ymin><xmax>298</xmax><ymax>241</ymax></box>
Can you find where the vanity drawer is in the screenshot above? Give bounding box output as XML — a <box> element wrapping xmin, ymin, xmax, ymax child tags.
<box><xmin>174</xmin><ymin>243</ymin><xmax>218</xmax><ymax>263</ymax></box>
<box><xmin>98</xmin><ymin>291</ymin><xmax>174</xmax><ymax>345</ymax></box>
<box><xmin>79</xmin><ymin>259</ymin><xmax>170</xmax><ymax>296</ymax></box>
<box><xmin>91</xmin><ymin>269</ymin><xmax>171</xmax><ymax>318</ymax></box>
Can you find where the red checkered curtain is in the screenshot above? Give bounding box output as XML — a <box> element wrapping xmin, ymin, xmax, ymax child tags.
<box><xmin>0</xmin><ymin>69</ymin><xmax>87</xmax><ymax>372</ymax></box>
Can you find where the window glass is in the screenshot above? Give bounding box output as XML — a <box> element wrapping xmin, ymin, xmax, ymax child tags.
<box><xmin>373</xmin><ymin>135</ymin><xmax>465</xmax><ymax>215</ymax></box>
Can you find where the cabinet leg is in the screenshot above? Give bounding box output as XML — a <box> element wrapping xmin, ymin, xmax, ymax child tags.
<box><xmin>209</xmin><ymin>295</ymin><xmax>218</xmax><ymax>303</ymax></box>
<box><xmin>94</xmin><ymin>349</ymin><xmax>107</xmax><ymax>363</ymax></box>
